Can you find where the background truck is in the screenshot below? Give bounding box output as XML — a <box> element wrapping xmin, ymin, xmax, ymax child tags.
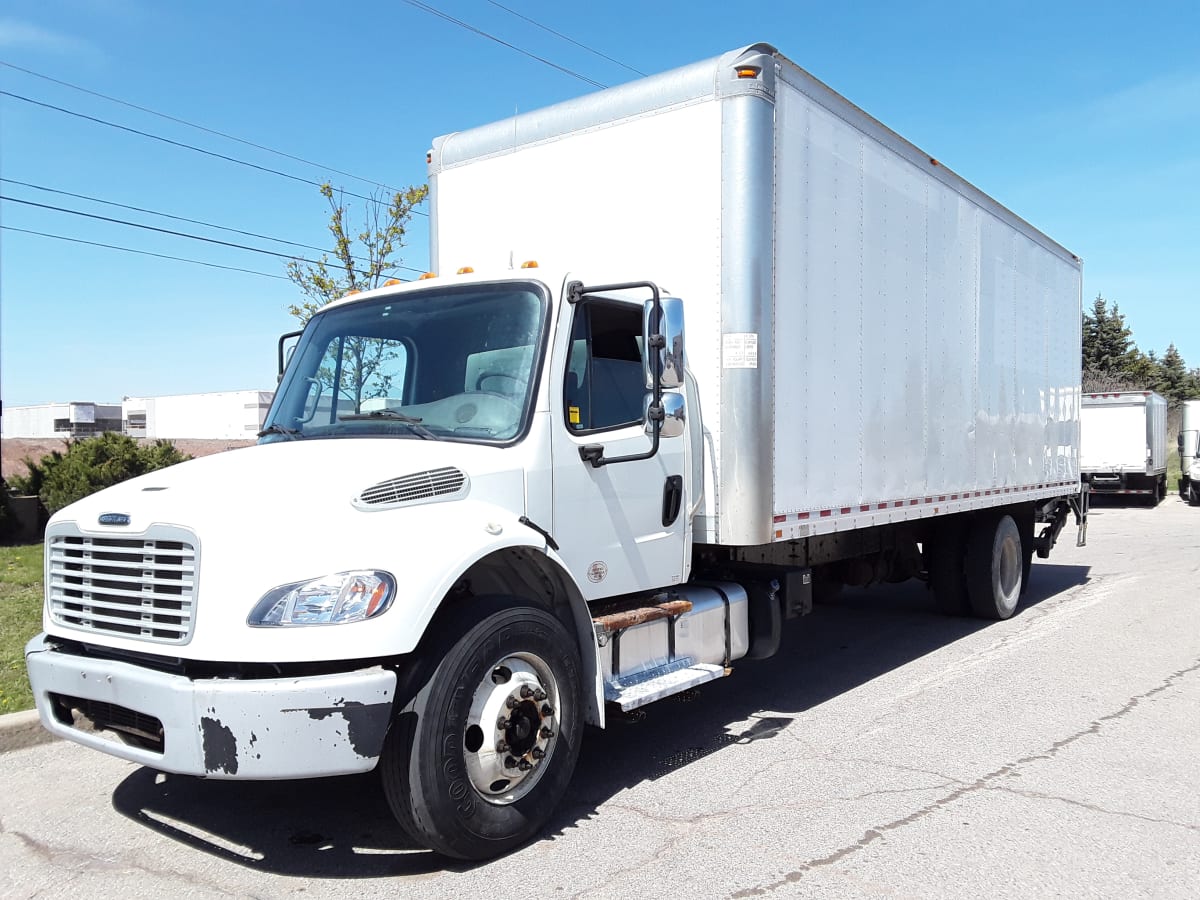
<box><xmin>1080</xmin><ymin>391</ymin><xmax>1168</xmax><ymax>502</ymax></box>
<box><xmin>26</xmin><ymin>43</ymin><xmax>1085</xmax><ymax>861</ymax></box>
<box><xmin>1179</xmin><ymin>399</ymin><xmax>1200</xmax><ymax>504</ymax></box>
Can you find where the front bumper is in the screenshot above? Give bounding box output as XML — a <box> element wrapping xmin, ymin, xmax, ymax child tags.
<box><xmin>25</xmin><ymin>633</ymin><xmax>397</xmax><ymax>779</ymax></box>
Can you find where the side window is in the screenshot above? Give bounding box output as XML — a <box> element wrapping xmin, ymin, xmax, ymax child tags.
<box><xmin>563</xmin><ymin>301</ymin><xmax>644</xmax><ymax>432</ymax></box>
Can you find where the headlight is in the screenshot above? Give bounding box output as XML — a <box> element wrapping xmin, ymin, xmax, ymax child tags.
<box><xmin>249</xmin><ymin>570</ymin><xmax>395</xmax><ymax>626</ymax></box>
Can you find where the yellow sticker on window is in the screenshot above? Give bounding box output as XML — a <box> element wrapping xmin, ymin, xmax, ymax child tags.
<box><xmin>568</xmin><ymin>406</ymin><xmax>580</xmax><ymax>425</ymax></box>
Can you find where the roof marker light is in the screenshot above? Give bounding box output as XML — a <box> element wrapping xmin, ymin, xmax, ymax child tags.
<box><xmin>736</xmin><ymin>66</ymin><xmax>760</xmax><ymax>79</ymax></box>
<box><xmin>521</xmin><ymin>260</ymin><xmax>539</xmax><ymax>269</ymax></box>
<box><xmin>418</xmin><ymin>272</ymin><xmax>437</xmax><ymax>280</ymax></box>
<box><xmin>457</xmin><ymin>266</ymin><xmax>475</xmax><ymax>274</ymax></box>
<box><xmin>383</xmin><ymin>278</ymin><xmax>401</xmax><ymax>286</ymax></box>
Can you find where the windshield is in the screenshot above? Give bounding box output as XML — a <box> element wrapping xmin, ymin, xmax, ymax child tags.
<box><xmin>261</xmin><ymin>282</ymin><xmax>547</xmax><ymax>444</ymax></box>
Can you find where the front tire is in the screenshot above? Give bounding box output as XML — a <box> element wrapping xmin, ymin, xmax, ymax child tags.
<box><xmin>966</xmin><ymin>513</ymin><xmax>1023</xmax><ymax>620</ymax></box>
<box><xmin>381</xmin><ymin>601</ymin><xmax>583</xmax><ymax>860</ymax></box>
<box><xmin>1190</xmin><ymin>483</ymin><xmax>1200</xmax><ymax>507</ymax></box>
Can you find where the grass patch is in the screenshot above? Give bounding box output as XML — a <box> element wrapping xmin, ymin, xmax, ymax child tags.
<box><xmin>1168</xmin><ymin>451</ymin><xmax>1183</xmax><ymax>494</ymax></box>
<box><xmin>0</xmin><ymin>543</ymin><xmax>43</xmax><ymax>713</ymax></box>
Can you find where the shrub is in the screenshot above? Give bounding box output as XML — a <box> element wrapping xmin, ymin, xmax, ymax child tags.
<box><xmin>18</xmin><ymin>434</ymin><xmax>191</xmax><ymax>514</ymax></box>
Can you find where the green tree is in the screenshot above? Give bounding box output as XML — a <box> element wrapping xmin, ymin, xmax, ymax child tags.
<box><xmin>13</xmin><ymin>434</ymin><xmax>190</xmax><ymax>514</ymax></box>
<box><xmin>1082</xmin><ymin>294</ymin><xmax>1137</xmax><ymax>375</ymax></box>
<box><xmin>285</xmin><ymin>182</ymin><xmax>428</xmax><ymax>411</ymax></box>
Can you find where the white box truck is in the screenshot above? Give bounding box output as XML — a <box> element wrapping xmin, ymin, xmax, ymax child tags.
<box><xmin>1080</xmin><ymin>391</ymin><xmax>1168</xmax><ymax>502</ymax></box>
<box><xmin>26</xmin><ymin>44</ymin><xmax>1085</xmax><ymax>860</ymax></box>
<box><xmin>1179</xmin><ymin>399</ymin><xmax>1200</xmax><ymax>504</ymax></box>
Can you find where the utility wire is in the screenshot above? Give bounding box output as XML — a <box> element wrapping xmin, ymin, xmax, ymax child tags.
<box><xmin>1</xmin><ymin>225</ymin><xmax>290</xmax><ymax>280</ymax></box>
<box><xmin>0</xmin><ymin>89</ymin><xmax>428</xmax><ymax>214</ymax></box>
<box><xmin>0</xmin><ymin>195</ymin><xmax>427</xmax><ymax>274</ymax></box>
<box><xmin>1</xmin><ymin>178</ymin><xmax>418</xmax><ymax>271</ymax></box>
<box><xmin>483</xmin><ymin>0</ymin><xmax>645</xmax><ymax>76</ymax></box>
<box><xmin>398</xmin><ymin>0</ymin><xmax>607</xmax><ymax>89</ymax></box>
<box><xmin>0</xmin><ymin>59</ymin><xmax>399</xmax><ymax>193</ymax></box>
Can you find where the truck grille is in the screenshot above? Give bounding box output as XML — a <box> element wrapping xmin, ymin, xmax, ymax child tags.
<box><xmin>48</xmin><ymin>534</ymin><xmax>197</xmax><ymax>644</ymax></box>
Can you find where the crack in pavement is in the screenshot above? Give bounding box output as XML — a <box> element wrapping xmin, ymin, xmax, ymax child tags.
<box><xmin>1</xmin><ymin>820</ymin><xmax>259</xmax><ymax>898</ymax></box>
<box><xmin>986</xmin><ymin>785</ymin><xmax>1200</xmax><ymax>832</ymax></box>
<box><xmin>728</xmin><ymin>657</ymin><xmax>1200</xmax><ymax>898</ymax></box>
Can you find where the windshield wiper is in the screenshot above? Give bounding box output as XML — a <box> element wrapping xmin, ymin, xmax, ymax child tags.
<box><xmin>338</xmin><ymin>409</ymin><xmax>439</xmax><ymax>440</ymax></box>
<box><xmin>257</xmin><ymin>423</ymin><xmax>301</xmax><ymax>440</ymax></box>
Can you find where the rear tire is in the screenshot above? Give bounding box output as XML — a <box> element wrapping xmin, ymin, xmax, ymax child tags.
<box><xmin>966</xmin><ymin>513</ymin><xmax>1023</xmax><ymax>620</ymax></box>
<box><xmin>380</xmin><ymin>600</ymin><xmax>583</xmax><ymax>860</ymax></box>
<box><xmin>1190</xmin><ymin>483</ymin><xmax>1199</xmax><ymax>507</ymax></box>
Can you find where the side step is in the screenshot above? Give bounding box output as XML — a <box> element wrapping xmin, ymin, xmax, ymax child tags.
<box><xmin>591</xmin><ymin>584</ymin><xmax>748</xmax><ymax>712</ymax></box>
<box><xmin>604</xmin><ymin>661</ymin><xmax>727</xmax><ymax>711</ymax></box>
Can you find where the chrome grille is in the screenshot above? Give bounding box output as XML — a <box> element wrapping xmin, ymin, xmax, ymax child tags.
<box><xmin>48</xmin><ymin>534</ymin><xmax>197</xmax><ymax>644</ymax></box>
<box><xmin>355</xmin><ymin>467</ymin><xmax>467</xmax><ymax>508</ymax></box>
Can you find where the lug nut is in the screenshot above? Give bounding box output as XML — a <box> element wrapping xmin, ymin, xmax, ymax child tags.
<box><xmin>504</xmin><ymin>756</ymin><xmax>518</xmax><ymax>769</ymax></box>
<box><xmin>496</xmin><ymin>740</ymin><xmax>509</xmax><ymax>753</ymax></box>
<box><xmin>531</xmin><ymin>747</ymin><xmax>545</xmax><ymax>760</ymax></box>
<box><xmin>540</xmin><ymin>726</ymin><xmax>554</xmax><ymax>739</ymax></box>
<box><xmin>497</xmin><ymin>716</ymin><xmax>509</xmax><ymax>730</ymax></box>
<box><xmin>505</xmin><ymin>696</ymin><xmax>518</xmax><ymax>709</ymax></box>
<box><xmin>518</xmin><ymin>759</ymin><xmax>533</xmax><ymax>771</ymax></box>
<box><xmin>520</xmin><ymin>685</ymin><xmax>534</xmax><ymax>699</ymax></box>
<box><xmin>534</xmin><ymin>688</ymin><xmax>548</xmax><ymax>701</ymax></box>
<box><xmin>541</xmin><ymin>704</ymin><xmax>554</xmax><ymax>717</ymax></box>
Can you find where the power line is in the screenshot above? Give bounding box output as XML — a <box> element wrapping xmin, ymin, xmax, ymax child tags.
<box><xmin>1</xmin><ymin>226</ymin><xmax>290</xmax><ymax>280</ymax></box>
<box><xmin>0</xmin><ymin>59</ymin><xmax>399</xmax><ymax>193</ymax></box>
<box><xmin>483</xmin><ymin>0</ymin><xmax>645</xmax><ymax>76</ymax></box>
<box><xmin>1</xmin><ymin>178</ymin><xmax>423</xmax><ymax>272</ymax></box>
<box><xmin>0</xmin><ymin>195</ymin><xmax>427</xmax><ymax>274</ymax></box>
<box><xmin>0</xmin><ymin>89</ymin><xmax>428</xmax><ymax>214</ymax></box>
<box><xmin>398</xmin><ymin>0</ymin><xmax>608</xmax><ymax>90</ymax></box>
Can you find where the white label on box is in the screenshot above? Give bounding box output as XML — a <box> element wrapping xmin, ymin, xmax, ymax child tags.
<box><xmin>722</xmin><ymin>332</ymin><xmax>759</xmax><ymax>369</ymax></box>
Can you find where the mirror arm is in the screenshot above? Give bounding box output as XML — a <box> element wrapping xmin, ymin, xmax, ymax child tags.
<box><xmin>568</xmin><ymin>280</ymin><xmax>667</xmax><ymax>468</ymax></box>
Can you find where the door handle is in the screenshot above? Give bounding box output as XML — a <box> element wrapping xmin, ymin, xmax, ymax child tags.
<box><xmin>662</xmin><ymin>475</ymin><xmax>683</xmax><ymax>526</ymax></box>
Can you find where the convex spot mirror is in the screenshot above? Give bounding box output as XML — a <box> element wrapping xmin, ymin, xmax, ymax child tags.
<box><xmin>644</xmin><ymin>392</ymin><xmax>686</xmax><ymax>439</ymax></box>
<box><xmin>642</xmin><ymin>296</ymin><xmax>685</xmax><ymax>390</ymax></box>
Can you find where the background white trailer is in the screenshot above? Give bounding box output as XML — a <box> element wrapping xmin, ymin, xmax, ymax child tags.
<box><xmin>430</xmin><ymin>43</ymin><xmax>1082</xmax><ymax>546</ymax></box>
<box><xmin>1080</xmin><ymin>391</ymin><xmax>1168</xmax><ymax>502</ymax></box>
<box><xmin>1179</xmin><ymin>399</ymin><xmax>1200</xmax><ymax>503</ymax></box>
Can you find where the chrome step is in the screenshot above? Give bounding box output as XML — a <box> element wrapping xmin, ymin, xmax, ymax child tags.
<box><xmin>604</xmin><ymin>660</ymin><xmax>728</xmax><ymax>711</ymax></box>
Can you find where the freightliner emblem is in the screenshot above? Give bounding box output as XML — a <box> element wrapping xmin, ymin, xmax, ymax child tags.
<box><xmin>98</xmin><ymin>513</ymin><xmax>131</xmax><ymax>526</ymax></box>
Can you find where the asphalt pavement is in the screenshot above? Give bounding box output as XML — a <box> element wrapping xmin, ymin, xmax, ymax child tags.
<box><xmin>2</xmin><ymin>496</ymin><xmax>1197</xmax><ymax>898</ymax></box>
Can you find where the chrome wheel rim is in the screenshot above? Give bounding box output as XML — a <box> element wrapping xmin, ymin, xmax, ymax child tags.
<box><xmin>462</xmin><ymin>652</ymin><xmax>561</xmax><ymax>805</ymax></box>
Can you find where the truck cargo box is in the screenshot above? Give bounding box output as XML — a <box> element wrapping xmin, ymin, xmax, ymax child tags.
<box><xmin>430</xmin><ymin>43</ymin><xmax>1082</xmax><ymax>546</ymax></box>
<box><xmin>1081</xmin><ymin>391</ymin><xmax>1168</xmax><ymax>499</ymax></box>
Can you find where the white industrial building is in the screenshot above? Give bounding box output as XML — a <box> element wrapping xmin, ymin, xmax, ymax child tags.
<box><xmin>122</xmin><ymin>390</ymin><xmax>274</xmax><ymax>440</ymax></box>
<box><xmin>3</xmin><ymin>390</ymin><xmax>273</xmax><ymax>440</ymax></box>
<box><xmin>1</xmin><ymin>401</ymin><xmax>124</xmax><ymax>438</ymax></box>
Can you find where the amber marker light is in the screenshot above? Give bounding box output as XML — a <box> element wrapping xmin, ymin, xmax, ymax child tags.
<box><xmin>383</xmin><ymin>278</ymin><xmax>402</xmax><ymax>286</ymax></box>
<box><xmin>736</xmin><ymin>66</ymin><xmax>760</xmax><ymax>79</ymax></box>
<box><xmin>457</xmin><ymin>266</ymin><xmax>475</xmax><ymax>274</ymax></box>
<box><xmin>418</xmin><ymin>272</ymin><xmax>438</xmax><ymax>280</ymax></box>
<box><xmin>521</xmin><ymin>260</ymin><xmax>539</xmax><ymax>268</ymax></box>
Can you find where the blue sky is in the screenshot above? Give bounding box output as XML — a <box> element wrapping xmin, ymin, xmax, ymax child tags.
<box><xmin>1</xmin><ymin>0</ymin><xmax>1197</xmax><ymax>405</ymax></box>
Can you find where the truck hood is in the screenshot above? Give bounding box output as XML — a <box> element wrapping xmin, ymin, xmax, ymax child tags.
<box><xmin>45</xmin><ymin>439</ymin><xmax>534</xmax><ymax>662</ymax></box>
<box><xmin>51</xmin><ymin>438</ymin><xmax>522</xmax><ymax>532</ymax></box>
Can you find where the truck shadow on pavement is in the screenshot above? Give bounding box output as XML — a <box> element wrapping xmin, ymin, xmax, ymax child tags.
<box><xmin>110</xmin><ymin>561</ymin><xmax>1090</xmax><ymax>878</ymax></box>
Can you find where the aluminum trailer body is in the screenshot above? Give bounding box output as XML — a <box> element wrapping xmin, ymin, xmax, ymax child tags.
<box><xmin>430</xmin><ymin>43</ymin><xmax>1083</xmax><ymax>547</ymax></box>
<box><xmin>1180</xmin><ymin>399</ymin><xmax>1200</xmax><ymax>504</ymax></box>
<box><xmin>1080</xmin><ymin>391</ymin><xmax>1167</xmax><ymax>501</ymax></box>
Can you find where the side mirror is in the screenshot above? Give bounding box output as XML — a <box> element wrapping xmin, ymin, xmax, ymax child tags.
<box><xmin>277</xmin><ymin>330</ymin><xmax>303</xmax><ymax>382</ymax></box>
<box><xmin>642</xmin><ymin>297</ymin><xmax>685</xmax><ymax>390</ymax></box>
<box><xmin>645</xmin><ymin>392</ymin><xmax>686</xmax><ymax>439</ymax></box>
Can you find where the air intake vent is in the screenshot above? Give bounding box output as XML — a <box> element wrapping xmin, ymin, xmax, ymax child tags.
<box><xmin>354</xmin><ymin>467</ymin><xmax>468</xmax><ymax>510</ymax></box>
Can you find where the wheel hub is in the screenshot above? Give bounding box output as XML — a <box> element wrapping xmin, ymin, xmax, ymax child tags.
<box><xmin>463</xmin><ymin>653</ymin><xmax>559</xmax><ymax>804</ymax></box>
